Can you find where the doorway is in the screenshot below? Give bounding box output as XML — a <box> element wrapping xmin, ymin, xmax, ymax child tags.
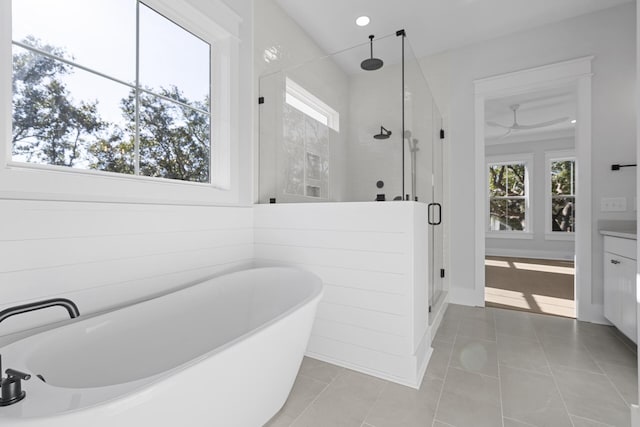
<box><xmin>483</xmin><ymin>88</ymin><xmax>577</xmax><ymax>318</ymax></box>
<box><xmin>473</xmin><ymin>57</ymin><xmax>593</xmax><ymax>321</ymax></box>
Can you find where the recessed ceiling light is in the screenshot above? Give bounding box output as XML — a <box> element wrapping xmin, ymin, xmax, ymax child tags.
<box><xmin>571</xmin><ymin>119</ymin><xmax>577</xmax><ymax>124</ymax></box>
<box><xmin>356</xmin><ymin>16</ymin><xmax>370</xmax><ymax>27</ymax></box>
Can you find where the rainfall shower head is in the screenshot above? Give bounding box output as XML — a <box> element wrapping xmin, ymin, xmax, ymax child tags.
<box><xmin>361</xmin><ymin>35</ymin><xmax>384</xmax><ymax>71</ymax></box>
<box><xmin>374</xmin><ymin>126</ymin><xmax>392</xmax><ymax>139</ymax></box>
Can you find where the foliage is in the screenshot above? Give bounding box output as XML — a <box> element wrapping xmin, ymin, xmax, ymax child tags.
<box><xmin>551</xmin><ymin>160</ymin><xmax>575</xmax><ymax>232</ymax></box>
<box><xmin>11</xmin><ymin>38</ymin><xmax>210</xmax><ymax>183</ymax></box>
<box><xmin>488</xmin><ymin>164</ymin><xmax>526</xmax><ymax>231</ymax></box>
<box><xmin>12</xmin><ymin>37</ymin><xmax>105</xmax><ymax>167</ymax></box>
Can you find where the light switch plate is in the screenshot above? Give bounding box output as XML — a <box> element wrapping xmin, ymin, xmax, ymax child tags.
<box><xmin>601</xmin><ymin>197</ymin><xmax>627</xmax><ymax>212</ymax></box>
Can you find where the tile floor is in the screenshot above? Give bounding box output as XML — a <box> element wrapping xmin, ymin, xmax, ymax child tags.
<box><xmin>265</xmin><ymin>304</ymin><xmax>638</xmax><ymax>427</ymax></box>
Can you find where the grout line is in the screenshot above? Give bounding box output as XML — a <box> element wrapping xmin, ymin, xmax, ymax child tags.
<box><xmin>534</xmin><ymin>317</ymin><xmax>577</xmax><ymax>427</ymax></box>
<box><xmin>502</xmin><ymin>416</ymin><xmax>537</xmax><ymax>426</ymax></box>
<box><xmin>591</xmin><ymin>357</ymin><xmax>634</xmax><ymax>408</ymax></box>
<box><xmin>360</xmin><ymin>381</ymin><xmax>388</xmax><ymax>427</ymax></box>
<box><xmin>286</xmin><ymin>368</ymin><xmax>338</xmax><ymax>427</ymax></box>
<box><xmin>494</xmin><ymin>309</ymin><xmax>506</xmax><ymax>427</ymax></box>
<box><xmin>430</xmin><ymin>314</ymin><xmax>459</xmax><ymax>427</ymax></box>
<box><xmin>569</xmin><ymin>414</ymin><xmax>616</xmax><ymax>427</ymax></box>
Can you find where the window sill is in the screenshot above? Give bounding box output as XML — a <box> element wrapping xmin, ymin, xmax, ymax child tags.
<box><xmin>545</xmin><ymin>232</ymin><xmax>575</xmax><ymax>241</ymax></box>
<box><xmin>486</xmin><ymin>231</ymin><xmax>534</xmax><ymax>240</ymax></box>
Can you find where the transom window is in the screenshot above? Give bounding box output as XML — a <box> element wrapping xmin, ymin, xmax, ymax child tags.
<box><xmin>487</xmin><ymin>157</ymin><xmax>531</xmax><ymax>232</ymax></box>
<box><xmin>11</xmin><ymin>0</ymin><xmax>211</xmax><ymax>183</ymax></box>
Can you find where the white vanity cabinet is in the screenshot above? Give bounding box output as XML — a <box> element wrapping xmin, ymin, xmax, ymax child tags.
<box><xmin>602</xmin><ymin>233</ymin><xmax>637</xmax><ymax>343</ymax></box>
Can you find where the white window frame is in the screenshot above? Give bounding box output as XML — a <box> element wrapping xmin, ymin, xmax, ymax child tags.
<box><xmin>0</xmin><ymin>0</ymin><xmax>242</xmax><ymax>205</ymax></box>
<box><xmin>545</xmin><ymin>150</ymin><xmax>576</xmax><ymax>240</ymax></box>
<box><xmin>486</xmin><ymin>153</ymin><xmax>533</xmax><ymax>239</ymax></box>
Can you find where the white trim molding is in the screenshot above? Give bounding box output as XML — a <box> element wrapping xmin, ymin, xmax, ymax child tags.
<box><xmin>0</xmin><ymin>0</ymin><xmax>243</xmax><ymax>205</ymax></box>
<box><xmin>474</xmin><ymin>57</ymin><xmax>593</xmax><ymax>320</ymax></box>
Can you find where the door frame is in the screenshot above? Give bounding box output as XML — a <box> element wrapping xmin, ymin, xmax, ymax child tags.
<box><xmin>473</xmin><ymin>56</ymin><xmax>599</xmax><ymax>322</ymax></box>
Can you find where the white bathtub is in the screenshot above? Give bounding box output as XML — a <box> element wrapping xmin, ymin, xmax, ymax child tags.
<box><xmin>0</xmin><ymin>267</ymin><xmax>323</xmax><ymax>427</ymax></box>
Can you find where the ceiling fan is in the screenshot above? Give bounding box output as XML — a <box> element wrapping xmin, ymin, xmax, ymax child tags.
<box><xmin>486</xmin><ymin>104</ymin><xmax>569</xmax><ymax>138</ymax></box>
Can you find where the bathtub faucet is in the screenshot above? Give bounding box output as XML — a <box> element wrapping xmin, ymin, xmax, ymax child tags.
<box><xmin>0</xmin><ymin>355</ymin><xmax>31</xmax><ymax>406</ymax></box>
<box><xmin>0</xmin><ymin>298</ymin><xmax>80</xmax><ymax>325</ymax></box>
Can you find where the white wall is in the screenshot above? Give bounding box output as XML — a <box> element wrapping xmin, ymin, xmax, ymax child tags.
<box><xmin>0</xmin><ymin>0</ymin><xmax>255</xmax><ymax>343</ymax></box>
<box><xmin>485</xmin><ymin>136</ymin><xmax>575</xmax><ymax>260</ymax></box>
<box><xmin>253</xmin><ymin>202</ymin><xmax>432</xmax><ymax>387</ymax></box>
<box><xmin>421</xmin><ymin>3</ymin><xmax>636</xmax><ymax>307</ymax></box>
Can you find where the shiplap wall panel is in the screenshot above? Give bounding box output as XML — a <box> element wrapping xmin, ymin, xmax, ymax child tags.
<box><xmin>253</xmin><ymin>202</ymin><xmax>430</xmax><ymax>387</ymax></box>
<box><xmin>316</xmin><ymin>302</ymin><xmax>408</xmax><ymax>336</ymax></box>
<box><xmin>0</xmin><ymin>200</ymin><xmax>254</xmax><ymax>338</ymax></box>
<box><xmin>253</xmin><ymin>261</ymin><xmax>406</xmax><ymax>295</ymax></box>
<box><xmin>312</xmin><ymin>318</ymin><xmax>411</xmax><ymax>355</ymax></box>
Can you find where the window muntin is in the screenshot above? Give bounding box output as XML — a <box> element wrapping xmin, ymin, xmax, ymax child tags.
<box><xmin>488</xmin><ymin>160</ymin><xmax>529</xmax><ymax>232</ymax></box>
<box><xmin>10</xmin><ymin>0</ymin><xmax>211</xmax><ymax>183</ymax></box>
<box><xmin>548</xmin><ymin>156</ymin><xmax>576</xmax><ymax>233</ymax></box>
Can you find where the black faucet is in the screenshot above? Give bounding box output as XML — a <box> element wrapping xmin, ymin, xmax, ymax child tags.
<box><xmin>0</xmin><ymin>355</ymin><xmax>30</xmax><ymax>406</ymax></box>
<box><xmin>0</xmin><ymin>298</ymin><xmax>80</xmax><ymax>324</ymax></box>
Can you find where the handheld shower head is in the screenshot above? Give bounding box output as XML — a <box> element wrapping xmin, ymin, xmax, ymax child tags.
<box><xmin>374</xmin><ymin>126</ymin><xmax>392</xmax><ymax>140</ymax></box>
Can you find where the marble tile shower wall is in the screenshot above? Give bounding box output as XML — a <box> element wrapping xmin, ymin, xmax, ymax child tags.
<box><xmin>267</xmin><ymin>304</ymin><xmax>637</xmax><ymax>427</ymax></box>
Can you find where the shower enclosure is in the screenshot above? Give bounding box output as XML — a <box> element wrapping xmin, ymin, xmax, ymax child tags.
<box><xmin>258</xmin><ymin>30</ymin><xmax>445</xmax><ymax>318</ymax></box>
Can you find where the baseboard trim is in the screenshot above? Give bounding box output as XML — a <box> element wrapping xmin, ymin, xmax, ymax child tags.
<box><xmin>577</xmin><ymin>302</ymin><xmax>609</xmax><ymax>325</ymax></box>
<box><xmin>449</xmin><ymin>287</ymin><xmax>483</xmax><ymax>307</ymax></box>
<box><xmin>631</xmin><ymin>404</ymin><xmax>640</xmax><ymax>427</ymax></box>
<box><xmin>485</xmin><ymin>248</ymin><xmax>574</xmax><ymax>261</ymax></box>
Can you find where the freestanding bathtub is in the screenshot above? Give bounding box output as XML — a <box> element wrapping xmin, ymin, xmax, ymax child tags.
<box><xmin>0</xmin><ymin>267</ymin><xmax>323</xmax><ymax>427</ymax></box>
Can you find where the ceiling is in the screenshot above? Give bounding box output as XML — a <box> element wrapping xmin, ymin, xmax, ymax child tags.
<box><xmin>485</xmin><ymin>87</ymin><xmax>577</xmax><ymax>143</ymax></box>
<box><xmin>274</xmin><ymin>0</ymin><xmax>631</xmax><ymax>61</ymax></box>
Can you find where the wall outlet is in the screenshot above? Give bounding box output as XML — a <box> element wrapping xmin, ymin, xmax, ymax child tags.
<box><xmin>601</xmin><ymin>197</ymin><xmax>627</xmax><ymax>212</ymax></box>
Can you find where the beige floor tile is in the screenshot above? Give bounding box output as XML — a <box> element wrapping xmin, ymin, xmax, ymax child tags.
<box><xmin>597</xmin><ymin>361</ymin><xmax>639</xmax><ymax>406</ymax></box>
<box><xmin>582</xmin><ymin>334</ymin><xmax>637</xmax><ymax>369</ymax></box>
<box><xmin>457</xmin><ymin>316</ymin><xmax>496</xmax><ymax>342</ymax></box>
<box><xmin>264</xmin><ymin>411</ymin><xmax>296</xmax><ymax>427</ymax></box>
<box><xmin>500</xmin><ymin>365</ymin><xmax>572</xmax><ymax>427</ymax></box>
<box><xmin>494</xmin><ymin>312</ymin><xmax>538</xmax><ymax>341</ymax></box>
<box><xmin>298</xmin><ymin>356</ymin><xmax>344</xmax><ymax>384</ymax></box>
<box><xmin>450</xmin><ymin>335</ymin><xmax>499</xmax><ymax>377</ymax></box>
<box><xmin>435</xmin><ymin>367</ymin><xmax>501</xmax><ymax>427</ymax></box>
<box><xmin>540</xmin><ymin>335</ymin><xmax>602</xmax><ymax>373</ymax></box>
<box><xmin>503</xmin><ymin>417</ymin><xmax>537</xmax><ymax>427</ymax></box>
<box><xmin>426</xmin><ymin>346</ymin><xmax>453</xmax><ymax>381</ymax></box>
<box><xmin>552</xmin><ymin>365</ymin><xmax>631</xmax><ymax>426</ymax></box>
<box><xmin>434</xmin><ymin>318</ymin><xmax>459</xmax><ymax>343</ymax></box>
<box><xmin>446</xmin><ymin>304</ymin><xmax>494</xmax><ymax>322</ymax></box>
<box><xmin>569</xmin><ymin>415</ymin><xmax>615</xmax><ymax>426</ymax></box>
<box><xmin>365</xmin><ymin>376</ymin><xmax>442</xmax><ymax>427</ymax></box>
<box><xmin>291</xmin><ymin>370</ymin><xmax>385</xmax><ymax>427</ymax></box>
<box><xmin>497</xmin><ymin>333</ymin><xmax>551</xmax><ymax>375</ymax></box>
<box><xmin>278</xmin><ymin>375</ymin><xmax>328</xmax><ymax>419</ymax></box>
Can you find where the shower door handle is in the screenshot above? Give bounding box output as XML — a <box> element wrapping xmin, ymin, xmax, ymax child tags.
<box><xmin>428</xmin><ymin>203</ymin><xmax>442</xmax><ymax>225</ymax></box>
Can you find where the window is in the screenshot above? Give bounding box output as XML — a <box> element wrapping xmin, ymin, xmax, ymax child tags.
<box><xmin>11</xmin><ymin>1</ymin><xmax>211</xmax><ymax>183</ymax></box>
<box><xmin>1</xmin><ymin>0</ymin><xmax>241</xmax><ymax>204</ymax></box>
<box><xmin>487</xmin><ymin>155</ymin><xmax>531</xmax><ymax>233</ymax></box>
<box><xmin>282</xmin><ymin>77</ymin><xmax>338</xmax><ymax>199</ymax></box>
<box><xmin>546</xmin><ymin>151</ymin><xmax>576</xmax><ymax>236</ymax></box>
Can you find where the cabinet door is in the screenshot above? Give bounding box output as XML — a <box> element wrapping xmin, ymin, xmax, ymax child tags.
<box><xmin>618</xmin><ymin>256</ymin><xmax>637</xmax><ymax>343</ymax></box>
<box><xmin>604</xmin><ymin>252</ymin><xmax>637</xmax><ymax>343</ymax></box>
<box><xmin>604</xmin><ymin>252</ymin><xmax>622</xmax><ymax>328</ymax></box>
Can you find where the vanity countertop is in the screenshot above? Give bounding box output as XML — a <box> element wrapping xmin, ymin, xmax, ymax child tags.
<box><xmin>600</xmin><ymin>230</ymin><xmax>637</xmax><ymax>240</ymax></box>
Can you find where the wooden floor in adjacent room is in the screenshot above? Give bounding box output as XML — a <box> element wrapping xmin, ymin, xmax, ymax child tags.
<box><xmin>485</xmin><ymin>256</ymin><xmax>575</xmax><ymax>318</ymax></box>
